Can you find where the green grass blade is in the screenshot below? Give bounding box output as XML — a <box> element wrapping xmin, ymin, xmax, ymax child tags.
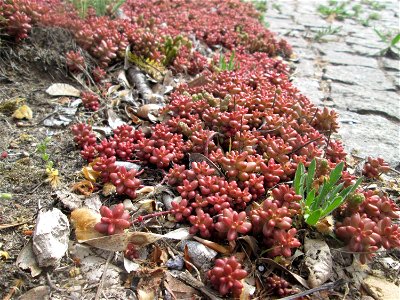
<box><xmin>390</xmin><ymin>33</ymin><xmax>400</xmax><ymax>46</ymax></box>
<box><xmin>339</xmin><ymin>177</ymin><xmax>363</xmax><ymax>199</ymax></box>
<box><xmin>293</xmin><ymin>162</ymin><xmax>305</xmax><ymax>195</ymax></box>
<box><xmin>306</xmin><ymin>159</ymin><xmax>316</xmax><ymax>194</ymax></box>
<box><xmin>328</xmin><ymin>162</ymin><xmax>344</xmax><ymax>186</ymax></box>
<box><xmin>321</xmin><ymin>196</ymin><xmax>344</xmax><ymax>217</ymax></box>
<box><xmin>111</xmin><ymin>0</ymin><xmax>126</xmax><ymax>13</ymax></box>
<box><xmin>305</xmin><ymin>188</ymin><xmax>316</xmax><ymax>208</ymax></box>
<box><xmin>306</xmin><ymin>209</ymin><xmax>322</xmax><ymax>226</ymax></box>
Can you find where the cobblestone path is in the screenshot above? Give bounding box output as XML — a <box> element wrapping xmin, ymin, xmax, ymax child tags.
<box><xmin>264</xmin><ymin>0</ymin><xmax>399</xmax><ymax>167</ymax></box>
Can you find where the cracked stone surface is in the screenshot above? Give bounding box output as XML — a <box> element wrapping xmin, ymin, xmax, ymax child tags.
<box><xmin>264</xmin><ymin>0</ymin><xmax>400</xmax><ymax>167</ymax></box>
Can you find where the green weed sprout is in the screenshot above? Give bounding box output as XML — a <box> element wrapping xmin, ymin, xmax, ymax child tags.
<box><xmin>294</xmin><ymin>159</ymin><xmax>362</xmax><ymax>226</ymax></box>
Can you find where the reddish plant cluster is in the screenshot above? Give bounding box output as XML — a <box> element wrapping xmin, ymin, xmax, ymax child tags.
<box><xmin>72</xmin><ymin>124</ymin><xmax>143</xmax><ymax>198</ymax></box>
<box><xmin>336</xmin><ymin>190</ymin><xmax>400</xmax><ymax>263</ymax></box>
<box><xmin>265</xmin><ymin>274</ymin><xmax>295</xmax><ymax>297</ymax></box>
<box><xmin>362</xmin><ymin>156</ymin><xmax>390</xmax><ymax>179</ymax></box>
<box><xmin>66</xmin><ymin>50</ymin><xmax>85</xmax><ymax>73</ymax></box>
<box><xmin>94</xmin><ymin>203</ymin><xmax>131</xmax><ymax>235</ymax></box>
<box><xmin>207</xmin><ymin>256</ymin><xmax>248</xmax><ymax>297</ymax></box>
<box><xmin>80</xmin><ymin>91</ymin><xmax>100</xmax><ymax>111</ymax></box>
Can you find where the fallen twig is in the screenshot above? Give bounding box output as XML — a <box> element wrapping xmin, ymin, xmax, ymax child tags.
<box><xmin>94</xmin><ymin>251</ymin><xmax>113</xmax><ymax>300</ymax></box>
<box><xmin>278</xmin><ymin>279</ymin><xmax>346</xmax><ymax>300</ymax></box>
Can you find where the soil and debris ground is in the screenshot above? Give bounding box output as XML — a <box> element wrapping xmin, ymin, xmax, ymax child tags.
<box><xmin>0</xmin><ymin>3</ymin><xmax>400</xmax><ymax>300</ymax></box>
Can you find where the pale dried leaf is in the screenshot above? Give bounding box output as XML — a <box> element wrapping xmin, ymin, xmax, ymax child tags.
<box><xmin>304</xmin><ymin>238</ymin><xmax>333</xmax><ymax>288</ymax></box>
<box><xmin>102</xmin><ymin>182</ymin><xmax>116</xmax><ymax>196</ymax></box>
<box><xmin>16</xmin><ymin>239</ymin><xmax>42</xmax><ymax>277</ymax></box>
<box><xmin>107</xmin><ymin>109</ymin><xmax>126</xmax><ymax>129</ymax></box>
<box><xmin>19</xmin><ymin>286</ymin><xmax>50</xmax><ymax>300</ymax></box>
<box><xmin>12</xmin><ymin>105</ymin><xmax>32</xmax><ymax>119</ymax></box>
<box><xmin>123</xmin><ymin>257</ymin><xmax>140</xmax><ymax>273</ymax></box>
<box><xmin>46</xmin><ymin>83</ymin><xmax>80</xmax><ymax>97</ymax></box>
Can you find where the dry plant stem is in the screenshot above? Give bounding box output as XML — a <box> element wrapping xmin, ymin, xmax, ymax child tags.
<box><xmin>46</xmin><ymin>271</ymin><xmax>67</xmax><ymax>293</ymax></box>
<box><xmin>2</xmin><ymin>279</ymin><xmax>23</xmax><ymax>300</ymax></box>
<box><xmin>278</xmin><ymin>279</ymin><xmax>346</xmax><ymax>300</ymax></box>
<box><xmin>94</xmin><ymin>252</ymin><xmax>113</xmax><ymax>300</ymax></box>
<box><xmin>175</xmin><ymin>271</ymin><xmax>223</xmax><ymax>300</ymax></box>
<box><xmin>132</xmin><ymin>210</ymin><xmax>171</xmax><ymax>224</ymax></box>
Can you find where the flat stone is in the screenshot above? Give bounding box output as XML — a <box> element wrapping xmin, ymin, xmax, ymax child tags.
<box><xmin>293</xmin><ymin>58</ymin><xmax>315</xmax><ymax>77</ymax></box>
<box><xmin>292</xmin><ymin>77</ymin><xmax>324</xmax><ymax>106</ymax></box>
<box><xmin>294</xmin><ymin>15</ymin><xmax>329</xmax><ymax>28</ymax></box>
<box><xmin>32</xmin><ymin>208</ymin><xmax>69</xmax><ymax>267</ymax></box>
<box><xmin>330</xmin><ymin>82</ymin><xmax>400</xmax><ymax>121</ymax></box>
<box><xmin>381</xmin><ymin>57</ymin><xmax>400</xmax><ymax>72</ymax></box>
<box><xmin>322</xmin><ymin>51</ymin><xmax>378</xmax><ymax>68</ymax></box>
<box><xmin>350</xmin><ymin>44</ymin><xmax>381</xmax><ymax>57</ymax></box>
<box><xmin>346</xmin><ymin>36</ymin><xmax>387</xmax><ymax>49</ymax></box>
<box><xmin>314</xmin><ymin>42</ymin><xmax>353</xmax><ymax>55</ymax></box>
<box><xmin>323</xmin><ymin>65</ymin><xmax>395</xmax><ymax>91</ymax></box>
<box><xmin>337</xmin><ymin>111</ymin><xmax>400</xmax><ymax>167</ymax></box>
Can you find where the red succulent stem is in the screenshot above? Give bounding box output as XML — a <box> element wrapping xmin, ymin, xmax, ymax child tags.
<box><xmin>132</xmin><ymin>210</ymin><xmax>172</xmax><ymax>224</ymax></box>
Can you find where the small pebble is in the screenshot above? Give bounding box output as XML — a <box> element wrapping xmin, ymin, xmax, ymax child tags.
<box><xmin>166</xmin><ymin>256</ymin><xmax>184</xmax><ymax>270</ymax></box>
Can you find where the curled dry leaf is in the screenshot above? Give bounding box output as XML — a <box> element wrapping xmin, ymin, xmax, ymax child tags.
<box><xmin>45</xmin><ymin>83</ymin><xmax>81</xmax><ymax>97</ymax></box>
<box><xmin>102</xmin><ymin>182</ymin><xmax>116</xmax><ymax>196</ymax></box>
<box><xmin>193</xmin><ymin>236</ymin><xmax>230</xmax><ymax>255</ymax></box>
<box><xmin>304</xmin><ymin>238</ymin><xmax>333</xmax><ymax>288</ymax></box>
<box><xmin>70</xmin><ymin>208</ymin><xmax>102</xmax><ymax>241</ymax></box>
<box><xmin>16</xmin><ymin>239</ymin><xmax>42</xmax><ymax>276</ymax></box>
<box><xmin>12</xmin><ymin>105</ymin><xmax>33</xmax><ymax>120</ymax></box>
<box><xmin>82</xmin><ymin>162</ymin><xmax>100</xmax><ymax>182</ymax></box>
<box><xmin>136</xmin><ymin>104</ymin><xmax>163</xmax><ymax>121</ymax></box>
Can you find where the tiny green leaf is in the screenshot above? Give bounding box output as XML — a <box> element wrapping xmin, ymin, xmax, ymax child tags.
<box><xmin>305</xmin><ymin>188</ymin><xmax>316</xmax><ymax>208</ymax></box>
<box><xmin>322</xmin><ymin>195</ymin><xmax>344</xmax><ymax>217</ymax></box>
<box><xmin>306</xmin><ymin>159</ymin><xmax>316</xmax><ymax>194</ymax></box>
<box><xmin>390</xmin><ymin>33</ymin><xmax>400</xmax><ymax>46</ymax></box>
<box><xmin>328</xmin><ymin>162</ymin><xmax>344</xmax><ymax>186</ymax></box>
<box><xmin>306</xmin><ymin>209</ymin><xmax>322</xmax><ymax>226</ymax></box>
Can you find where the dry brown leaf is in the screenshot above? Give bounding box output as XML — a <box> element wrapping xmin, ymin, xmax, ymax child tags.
<box><xmin>12</xmin><ymin>105</ymin><xmax>33</xmax><ymax>119</ymax></box>
<box><xmin>193</xmin><ymin>236</ymin><xmax>230</xmax><ymax>254</ymax></box>
<box><xmin>237</xmin><ymin>235</ymin><xmax>259</xmax><ymax>256</ymax></box>
<box><xmin>70</xmin><ymin>208</ymin><xmax>102</xmax><ymax>242</ymax></box>
<box><xmin>136</xmin><ymin>104</ymin><xmax>163</xmax><ymax>121</ymax></box>
<box><xmin>150</xmin><ymin>245</ymin><xmax>169</xmax><ymax>265</ymax></box>
<box><xmin>137</xmin><ymin>268</ymin><xmax>164</xmax><ymax>300</ymax></box>
<box><xmin>71</xmin><ymin>180</ymin><xmax>95</xmax><ymax>196</ymax></box>
<box><xmin>258</xmin><ymin>258</ymin><xmax>309</xmax><ymax>289</ymax></box>
<box><xmin>165</xmin><ymin>271</ymin><xmax>200</xmax><ymax>300</ymax></box>
<box><xmin>183</xmin><ymin>244</ymin><xmax>193</xmax><ymax>272</ymax></box>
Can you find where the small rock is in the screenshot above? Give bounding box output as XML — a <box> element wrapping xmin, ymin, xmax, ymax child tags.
<box><xmin>18</xmin><ymin>286</ymin><xmax>50</xmax><ymax>300</ymax></box>
<box><xmin>166</xmin><ymin>256</ymin><xmax>184</xmax><ymax>270</ymax></box>
<box><xmin>80</xmin><ymin>255</ymin><xmax>121</xmax><ymax>287</ymax></box>
<box><xmin>123</xmin><ymin>199</ymin><xmax>134</xmax><ymax>211</ymax></box>
<box><xmin>179</xmin><ymin>240</ymin><xmax>217</xmax><ymax>267</ymax></box>
<box><xmin>32</xmin><ymin>208</ymin><xmax>69</xmax><ymax>267</ymax></box>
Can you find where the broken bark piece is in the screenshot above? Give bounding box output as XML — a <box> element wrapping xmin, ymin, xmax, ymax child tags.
<box><xmin>126</xmin><ymin>67</ymin><xmax>163</xmax><ymax>104</ymax></box>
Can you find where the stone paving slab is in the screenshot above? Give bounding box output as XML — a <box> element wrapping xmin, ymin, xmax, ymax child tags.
<box><xmin>265</xmin><ymin>0</ymin><xmax>400</xmax><ymax>167</ymax></box>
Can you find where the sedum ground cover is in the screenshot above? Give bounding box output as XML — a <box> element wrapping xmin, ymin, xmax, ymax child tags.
<box><xmin>1</xmin><ymin>0</ymin><xmax>399</xmax><ymax>299</ymax></box>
